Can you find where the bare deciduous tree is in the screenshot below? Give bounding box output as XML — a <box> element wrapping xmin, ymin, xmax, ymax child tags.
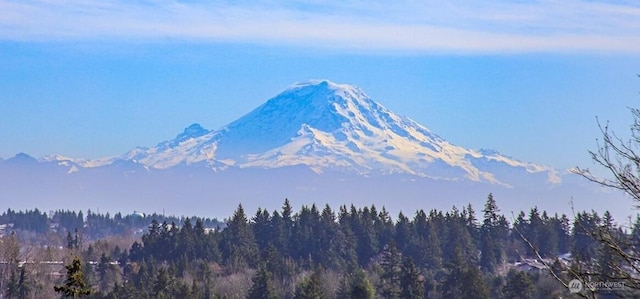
<box><xmin>576</xmin><ymin>108</ymin><xmax>640</xmax><ymax>204</ymax></box>
<box><xmin>532</xmin><ymin>108</ymin><xmax>640</xmax><ymax>298</ymax></box>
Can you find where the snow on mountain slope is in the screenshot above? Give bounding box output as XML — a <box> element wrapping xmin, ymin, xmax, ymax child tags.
<box><xmin>118</xmin><ymin>123</ymin><xmax>227</xmax><ymax>170</ymax></box>
<box><xmin>107</xmin><ymin>80</ymin><xmax>561</xmax><ymax>186</ymax></box>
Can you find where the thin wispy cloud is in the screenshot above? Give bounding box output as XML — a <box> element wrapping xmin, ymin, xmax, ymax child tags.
<box><xmin>1</xmin><ymin>0</ymin><xmax>640</xmax><ymax>53</ymax></box>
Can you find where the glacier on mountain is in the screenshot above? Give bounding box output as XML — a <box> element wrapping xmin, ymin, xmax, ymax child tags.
<box><xmin>5</xmin><ymin>79</ymin><xmax>630</xmax><ymax>221</ymax></box>
<box><xmin>102</xmin><ymin>79</ymin><xmax>561</xmax><ymax>186</ymax></box>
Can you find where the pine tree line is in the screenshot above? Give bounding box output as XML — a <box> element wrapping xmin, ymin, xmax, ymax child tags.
<box><xmin>2</xmin><ymin>195</ymin><xmax>637</xmax><ymax>298</ymax></box>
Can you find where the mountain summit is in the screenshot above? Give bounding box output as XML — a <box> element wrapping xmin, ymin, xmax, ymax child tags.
<box><xmin>118</xmin><ymin>80</ymin><xmax>559</xmax><ymax>186</ymax></box>
<box><xmin>4</xmin><ymin>79</ymin><xmax>620</xmax><ymax>220</ymax></box>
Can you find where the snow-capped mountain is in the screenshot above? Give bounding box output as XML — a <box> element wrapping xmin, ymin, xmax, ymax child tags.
<box><xmin>114</xmin><ymin>80</ymin><xmax>560</xmax><ymax>187</ymax></box>
<box><xmin>6</xmin><ymin>79</ymin><xmax>622</xmax><ymax>220</ymax></box>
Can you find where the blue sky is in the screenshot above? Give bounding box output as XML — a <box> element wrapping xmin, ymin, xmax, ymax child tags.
<box><xmin>1</xmin><ymin>0</ymin><xmax>639</xmax><ymax>172</ymax></box>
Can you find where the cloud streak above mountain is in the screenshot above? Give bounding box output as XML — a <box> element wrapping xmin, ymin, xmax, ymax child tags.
<box><xmin>2</xmin><ymin>0</ymin><xmax>640</xmax><ymax>53</ymax></box>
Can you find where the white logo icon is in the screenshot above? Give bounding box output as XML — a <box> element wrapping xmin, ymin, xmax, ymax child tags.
<box><xmin>569</xmin><ymin>279</ymin><xmax>583</xmax><ymax>293</ymax></box>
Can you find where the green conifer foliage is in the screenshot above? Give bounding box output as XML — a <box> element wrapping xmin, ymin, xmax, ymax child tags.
<box><xmin>247</xmin><ymin>265</ymin><xmax>277</xmax><ymax>299</ymax></box>
<box><xmin>54</xmin><ymin>256</ymin><xmax>92</xmax><ymax>298</ymax></box>
<box><xmin>400</xmin><ymin>257</ymin><xmax>425</xmax><ymax>299</ymax></box>
<box><xmin>294</xmin><ymin>269</ymin><xmax>325</xmax><ymax>299</ymax></box>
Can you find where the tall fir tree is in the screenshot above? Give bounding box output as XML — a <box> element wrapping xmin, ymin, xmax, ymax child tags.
<box><xmin>338</xmin><ymin>268</ymin><xmax>375</xmax><ymax>299</ymax></box>
<box><xmin>247</xmin><ymin>265</ymin><xmax>277</xmax><ymax>299</ymax></box>
<box><xmin>480</xmin><ymin>193</ymin><xmax>504</xmax><ymax>273</ymax></box>
<box><xmin>293</xmin><ymin>268</ymin><xmax>325</xmax><ymax>299</ymax></box>
<box><xmin>379</xmin><ymin>242</ymin><xmax>402</xmax><ymax>298</ymax></box>
<box><xmin>221</xmin><ymin>204</ymin><xmax>259</xmax><ymax>270</ymax></box>
<box><xmin>442</xmin><ymin>245</ymin><xmax>489</xmax><ymax>299</ymax></box>
<box><xmin>503</xmin><ymin>269</ymin><xmax>535</xmax><ymax>299</ymax></box>
<box><xmin>400</xmin><ymin>257</ymin><xmax>425</xmax><ymax>299</ymax></box>
<box><xmin>54</xmin><ymin>256</ymin><xmax>92</xmax><ymax>298</ymax></box>
<box><xmin>460</xmin><ymin>266</ymin><xmax>489</xmax><ymax>299</ymax></box>
<box><xmin>252</xmin><ymin>208</ymin><xmax>272</xmax><ymax>251</ymax></box>
<box><xmin>16</xmin><ymin>267</ymin><xmax>31</xmax><ymax>299</ymax></box>
<box><xmin>5</xmin><ymin>269</ymin><xmax>19</xmax><ymax>299</ymax></box>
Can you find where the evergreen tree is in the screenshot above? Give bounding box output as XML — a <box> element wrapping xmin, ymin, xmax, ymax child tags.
<box><xmin>442</xmin><ymin>246</ymin><xmax>489</xmax><ymax>299</ymax></box>
<box><xmin>293</xmin><ymin>268</ymin><xmax>325</xmax><ymax>299</ymax></box>
<box><xmin>482</xmin><ymin>194</ymin><xmax>499</xmax><ymax>225</ymax></box>
<box><xmin>489</xmin><ymin>276</ymin><xmax>505</xmax><ymax>299</ymax></box>
<box><xmin>503</xmin><ymin>269</ymin><xmax>535</xmax><ymax>299</ymax></box>
<box><xmin>375</xmin><ymin>207</ymin><xmax>396</xmax><ymax>251</ymax></box>
<box><xmin>253</xmin><ymin>208</ymin><xmax>272</xmax><ymax>252</ymax></box>
<box><xmin>292</xmin><ymin>204</ymin><xmax>323</xmax><ymax>266</ymax></box>
<box><xmin>526</xmin><ymin>207</ymin><xmax>542</xmax><ymax>256</ymax></box>
<box><xmin>247</xmin><ymin>265</ymin><xmax>277</xmax><ymax>299</ymax></box>
<box><xmin>424</xmin><ymin>217</ymin><xmax>443</xmax><ymax>270</ymax></box>
<box><xmin>5</xmin><ymin>269</ymin><xmax>18</xmax><ymax>299</ymax></box>
<box><xmin>441</xmin><ymin>247</ymin><xmax>465</xmax><ymax>299</ymax></box>
<box><xmin>221</xmin><ymin>204</ymin><xmax>259</xmax><ymax>270</ymax></box>
<box><xmin>192</xmin><ymin>260</ymin><xmax>214</xmax><ymax>299</ymax></box>
<box><xmin>465</xmin><ymin>203</ymin><xmax>480</xmax><ymax>243</ymax></box>
<box><xmin>572</xmin><ymin>211</ymin><xmax>601</xmax><ymax>262</ymax></box>
<box><xmin>411</xmin><ymin>210</ymin><xmax>429</xmax><ymax>265</ymax></box>
<box><xmin>16</xmin><ymin>267</ymin><xmax>31</xmax><ymax>299</ymax></box>
<box><xmin>379</xmin><ymin>242</ymin><xmax>402</xmax><ymax>298</ymax></box>
<box><xmin>18</xmin><ymin>265</ymin><xmax>33</xmax><ymax>299</ymax></box>
<box><xmin>460</xmin><ymin>266</ymin><xmax>489</xmax><ymax>299</ymax></box>
<box><xmin>555</xmin><ymin>213</ymin><xmax>572</xmax><ymax>253</ymax></box>
<box><xmin>443</xmin><ymin>207</ymin><xmax>477</xmax><ymax>266</ymax></box>
<box><xmin>340</xmin><ymin>268</ymin><xmax>375</xmax><ymax>299</ymax></box>
<box><xmin>480</xmin><ymin>193</ymin><xmax>505</xmax><ymax>273</ymax></box>
<box><xmin>66</xmin><ymin>231</ymin><xmax>76</xmax><ymax>250</ymax></box>
<box><xmin>479</xmin><ymin>233</ymin><xmax>497</xmax><ymax>273</ymax></box>
<box><xmin>599</xmin><ymin>211</ymin><xmax>620</xmax><ymax>281</ymax></box>
<box><xmin>400</xmin><ymin>257</ymin><xmax>425</xmax><ymax>299</ymax></box>
<box><xmin>317</xmin><ymin>204</ymin><xmax>348</xmax><ymax>269</ymax></box>
<box><xmin>96</xmin><ymin>253</ymin><xmax>115</xmax><ymax>292</ymax></box>
<box><xmin>152</xmin><ymin>267</ymin><xmax>171</xmax><ymax>298</ymax></box>
<box><xmin>269</xmin><ymin>211</ymin><xmax>288</xmax><ymax>261</ymax></box>
<box><xmin>281</xmin><ymin>199</ymin><xmax>294</xmax><ymax>254</ymax></box>
<box><xmin>177</xmin><ymin>217</ymin><xmax>196</xmax><ymax>261</ymax></box>
<box><xmin>54</xmin><ymin>256</ymin><xmax>92</xmax><ymax>298</ymax></box>
<box><xmin>336</xmin><ymin>274</ymin><xmax>351</xmax><ymax>299</ymax></box>
<box><xmin>394</xmin><ymin>212</ymin><xmax>413</xmax><ymax>251</ymax></box>
<box><xmin>538</xmin><ymin>211</ymin><xmax>558</xmax><ymax>257</ymax></box>
<box><xmin>353</xmin><ymin>206</ymin><xmax>379</xmax><ymax>267</ymax></box>
<box><xmin>336</xmin><ymin>206</ymin><xmax>359</xmax><ymax>271</ymax></box>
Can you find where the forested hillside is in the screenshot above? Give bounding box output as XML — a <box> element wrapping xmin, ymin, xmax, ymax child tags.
<box><xmin>0</xmin><ymin>195</ymin><xmax>634</xmax><ymax>298</ymax></box>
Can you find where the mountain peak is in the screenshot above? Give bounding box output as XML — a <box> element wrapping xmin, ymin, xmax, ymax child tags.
<box><xmin>213</xmin><ymin>80</ymin><xmax>368</xmax><ymax>158</ymax></box>
<box><xmin>284</xmin><ymin>79</ymin><xmax>368</xmax><ymax>106</ymax></box>
<box><xmin>7</xmin><ymin>152</ymin><xmax>37</xmax><ymax>163</ymax></box>
<box><xmin>142</xmin><ymin>123</ymin><xmax>211</xmax><ymax>154</ymax></box>
<box><xmin>289</xmin><ymin>79</ymin><xmax>358</xmax><ymax>92</ymax></box>
<box><xmin>106</xmin><ymin>80</ymin><xmax>558</xmax><ymax>186</ymax></box>
<box><xmin>290</xmin><ymin>79</ymin><xmax>332</xmax><ymax>88</ymax></box>
<box><xmin>179</xmin><ymin>123</ymin><xmax>208</xmax><ymax>139</ymax></box>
